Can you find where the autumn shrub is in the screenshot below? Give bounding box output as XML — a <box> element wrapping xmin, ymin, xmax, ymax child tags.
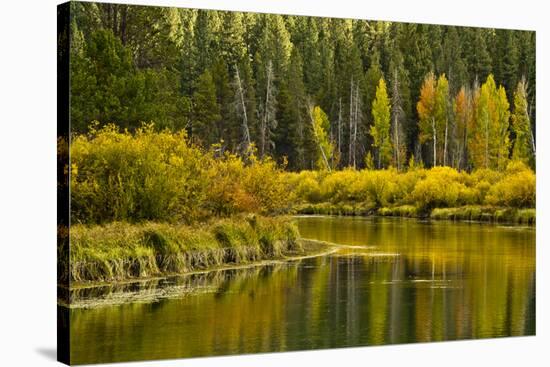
<box><xmin>410</xmin><ymin>166</ymin><xmax>471</xmax><ymax>210</ymax></box>
<box><xmin>241</xmin><ymin>155</ymin><xmax>290</xmax><ymax>215</ymax></box>
<box><xmin>288</xmin><ymin>171</ymin><xmax>323</xmax><ymax>203</ymax></box>
<box><xmin>319</xmin><ymin>169</ymin><xmax>360</xmax><ymax>203</ymax></box>
<box><xmin>205</xmin><ymin>154</ymin><xmax>252</xmax><ymax>216</ymax></box>
<box><xmin>485</xmin><ymin>161</ymin><xmax>536</xmax><ymax>207</ymax></box>
<box><xmin>71</xmin><ymin>124</ymin><xmax>293</xmax><ymax>224</ymax></box>
<box><xmin>71</xmin><ymin>123</ymin><xmax>211</xmax><ymax>224</ymax></box>
<box><xmin>351</xmin><ymin>169</ymin><xmax>399</xmax><ymax>207</ymax></box>
<box><xmin>292</xmin><ymin>163</ymin><xmax>535</xmax><ymax>215</ymax></box>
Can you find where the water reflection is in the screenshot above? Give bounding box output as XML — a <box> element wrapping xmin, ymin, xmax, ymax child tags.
<box><xmin>69</xmin><ymin>217</ymin><xmax>535</xmax><ymax>365</ymax></box>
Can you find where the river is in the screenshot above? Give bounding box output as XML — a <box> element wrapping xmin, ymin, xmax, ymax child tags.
<box><xmin>67</xmin><ymin>216</ymin><xmax>535</xmax><ymax>364</ymax></box>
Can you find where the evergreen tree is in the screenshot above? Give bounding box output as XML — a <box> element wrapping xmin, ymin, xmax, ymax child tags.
<box><xmin>441</xmin><ymin>26</ymin><xmax>468</xmax><ymax>94</ymax></box>
<box><xmin>501</xmin><ymin>30</ymin><xmax>520</xmax><ymax>102</ymax></box>
<box><xmin>370</xmin><ymin>78</ymin><xmax>392</xmax><ymax>168</ymax></box>
<box><xmin>466</xmin><ymin>28</ymin><xmax>492</xmax><ymax>82</ymax></box>
<box><xmin>277</xmin><ymin>48</ymin><xmax>312</xmax><ymax>170</ymax></box>
<box><xmin>192</xmin><ymin>69</ymin><xmax>221</xmax><ymax>146</ymax></box>
<box><xmin>69</xmin><ymin>5</ymin><xmax>535</xmax><ymax>171</ymax></box>
<box><xmin>210</xmin><ymin>59</ymin><xmax>236</xmax><ymax>150</ymax></box>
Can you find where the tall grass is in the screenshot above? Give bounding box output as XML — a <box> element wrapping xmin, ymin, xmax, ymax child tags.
<box><xmin>68</xmin><ymin>216</ymin><xmax>302</xmax><ymax>283</ymax></box>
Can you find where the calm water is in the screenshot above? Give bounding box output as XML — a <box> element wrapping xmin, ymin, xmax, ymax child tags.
<box><xmin>68</xmin><ymin>217</ymin><xmax>535</xmax><ymax>364</ymax></box>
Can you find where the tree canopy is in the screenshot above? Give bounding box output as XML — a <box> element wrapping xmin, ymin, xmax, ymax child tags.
<box><xmin>70</xmin><ymin>2</ymin><xmax>536</xmax><ymax>171</ymax></box>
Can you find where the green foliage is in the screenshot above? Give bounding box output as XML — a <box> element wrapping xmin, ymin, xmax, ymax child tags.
<box><xmin>70</xmin><ymin>29</ymin><xmax>187</xmax><ymax>132</ymax></box>
<box><xmin>192</xmin><ymin>69</ymin><xmax>221</xmax><ymax>146</ymax></box>
<box><xmin>469</xmin><ymin>74</ymin><xmax>511</xmax><ymax>170</ymax></box>
<box><xmin>69</xmin><ymin>3</ymin><xmax>535</xmax><ymax>172</ymax></box>
<box><xmin>311</xmin><ymin>106</ymin><xmax>334</xmax><ymax>170</ymax></box>
<box><xmin>370</xmin><ymin>78</ymin><xmax>392</xmax><ymax>168</ymax></box>
<box><xmin>511</xmin><ymin>79</ymin><xmax>534</xmax><ymax>168</ymax></box>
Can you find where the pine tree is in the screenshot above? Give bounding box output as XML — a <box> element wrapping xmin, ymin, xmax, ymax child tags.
<box><xmin>441</xmin><ymin>26</ymin><xmax>468</xmax><ymax>94</ymax></box>
<box><xmin>277</xmin><ymin>48</ymin><xmax>311</xmax><ymax>170</ymax></box>
<box><xmin>192</xmin><ymin>69</ymin><xmax>221</xmax><ymax>147</ymax></box>
<box><xmin>219</xmin><ymin>11</ymin><xmax>247</xmax><ymax>67</ymax></box>
<box><xmin>466</xmin><ymin>28</ymin><xmax>492</xmax><ymax>83</ymax></box>
<box><xmin>210</xmin><ymin>59</ymin><xmax>236</xmax><ymax>150</ymax></box>
<box><xmin>292</xmin><ymin>16</ymin><xmax>322</xmax><ymax>96</ymax></box>
<box><xmin>370</xmin><ymin>78</ymin><xmax>392</xmax><ymax>168</ymax></box>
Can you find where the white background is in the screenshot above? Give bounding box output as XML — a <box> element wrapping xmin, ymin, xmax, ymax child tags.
<box><xmin>0</xmin><ymin>0</ymin><xmax>547</xmax><ymax>365</ymax></box>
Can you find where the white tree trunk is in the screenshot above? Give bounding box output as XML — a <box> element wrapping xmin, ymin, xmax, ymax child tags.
<box><xmin>234</xmin><ymin>65</ymin><xmax>251</xmax><ymax>152</ymax></box>
<box><xmin>432</xmin><ymin>117</ymin><xmax>437</xmax><ymax>166</ymax></box>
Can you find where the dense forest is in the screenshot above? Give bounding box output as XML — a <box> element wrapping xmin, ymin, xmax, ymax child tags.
<box><xmin>69</xmin><ymin>2</ymin><xmax>536</xmax><ymax>171</ymax></box>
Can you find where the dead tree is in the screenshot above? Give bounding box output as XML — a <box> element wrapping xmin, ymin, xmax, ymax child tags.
<box><xmin>259</xmin><ymin>60</ymin><xmax>276</xmax><ymax>158</ymax></box>
<box><xmin>391</xmin><ymin>68</ymin><xmax>404</xmax><ymax>170</ymax></box>
<box><xmin>233</xmin><ymin>65</ymin><xmax>251</xmax><ymax>154</ymax></box>
<box><xmin>348</xmin><ymin>77</ymin><xmax>353</xmax><ymax>170</ymax></box>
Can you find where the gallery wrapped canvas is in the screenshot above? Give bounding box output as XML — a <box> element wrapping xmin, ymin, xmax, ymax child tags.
<box><xmin>58</xmin><ymin>1</ymin><xmax>536</xmax><ymax>365</ymax></box>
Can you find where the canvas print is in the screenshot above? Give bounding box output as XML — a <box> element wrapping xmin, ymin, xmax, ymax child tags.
<box><xmin>57</xmin><ymin>1</ymin><xmax>536</xmax><ymax>365</ymax></box>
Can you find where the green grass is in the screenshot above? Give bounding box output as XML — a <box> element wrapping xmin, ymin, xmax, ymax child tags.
<box><xmin>294</xmin><ymin>202</ymin><xmax>374</xmax><ymax>216</ymax></box>
<box><xmin>430</xmin><ymin>206</ymin><xmax>535</xmax><ymax>224</ymax></box>
<box><xmin>68</xmin><ymin>215</ymin><xmax>302</xmax><ymax>284</ymax></box>
<box><xmin>295</xmin><ymin>202</ymin><xmax>535</xmax><ymax>226</ymax></box>
<box><xmin>378</xmin><ymin>205</ymin><xmax>420</xmax><ymax>218</ymax></box>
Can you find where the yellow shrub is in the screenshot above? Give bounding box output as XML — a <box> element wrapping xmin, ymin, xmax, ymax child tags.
<box><xmin>411</xmin><ymin>166</ymin><xmax>469</xmax><ymax>209</ymax></box>
<box><xmin>485</xmin><ymin>161</ymin><xmax>536</xmax><ymax>207</ymax></box>
<box><xmin>71</xmin><ymin>123</ymin><xmax>211</xmax><ymax>224</ymax></box>
<box><xmin>319</xmin><ymin>169</ymin><xmax>360</xmax><ymax>203</ymax></box>
<box><xmin>291</xmin><ymin>171</ymin><xmax>322</xmax><ymax>203</ymax></box>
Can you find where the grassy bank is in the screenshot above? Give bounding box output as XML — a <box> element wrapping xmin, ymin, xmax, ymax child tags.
<box><xmin>66</xmin><ymin>216</ymin><xmax>310</xmax><ymax>284</ymax></box>
<box><xmin>379</xmin><ymin>205</ymin><xmax>535</xmax><ymax>225</ymax></box>
<box><xmin>295</xmin><ymin>203</ymin><xmax>535</xmax><ymax>225</ymax></box>
<box><xmin>429</xmin><ymin>206</ymin><xmax>535</xmax><ymax>225</ymax></box>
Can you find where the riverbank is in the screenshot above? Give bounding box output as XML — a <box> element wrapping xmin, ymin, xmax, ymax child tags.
<box><xmin>63</xmin><ymin>216</ymin><xmax>337</xmax><ymax>286</ymax></box>
<box><xmin>295</xmin><ymin>203</ymin><xmax>535</xmax><ymax>225</ymax></box>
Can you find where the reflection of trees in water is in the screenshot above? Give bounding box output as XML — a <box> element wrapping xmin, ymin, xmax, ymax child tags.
<box><xmin>70</xmin><ymin>220</ymin><xmax>535</xmax><ymax>364</ymax></box>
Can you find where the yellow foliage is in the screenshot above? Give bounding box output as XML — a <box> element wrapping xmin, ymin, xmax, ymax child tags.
<box><xmin>486</xmin><ymin>161</ymin><xmax>536</xmax><ymax>207</ymax></box>
<box><xmin>71</xmin><ymin>124</ymin><xmax>292</xmax><ymax>224</ymax></box>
